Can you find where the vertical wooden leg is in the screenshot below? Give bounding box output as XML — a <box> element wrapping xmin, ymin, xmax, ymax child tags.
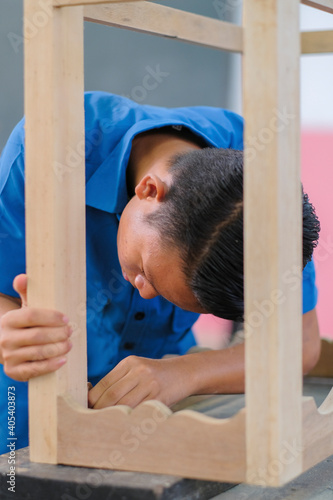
<box><xmin>243</xmin><ymin>0</ymin><xmax>302</xmax><ymax>486</ymax></box>
<box><xmin>24</xmin><ymin>0</ymin><xmax>86</xmax><ymax>463</ymax></box>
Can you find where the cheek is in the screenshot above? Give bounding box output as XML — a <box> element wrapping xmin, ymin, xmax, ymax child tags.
<box><xmin>117</xmin><ymin>215</ymin><xmax>138</xmax><ymax>270</ymax></box>
<box><xmin>117</xmin><ymin>216</ymin><xmax>129</xmax><ymax>266</ymax></box>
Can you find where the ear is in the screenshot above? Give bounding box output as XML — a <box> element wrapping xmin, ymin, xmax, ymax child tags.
<box><xmin>135</xmin><ymin>174</ymin><xmax>169</xmax><ymax>202</ymax></box>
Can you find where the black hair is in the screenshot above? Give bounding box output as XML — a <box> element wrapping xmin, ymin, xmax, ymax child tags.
<box><xmin>145</xmin><ymin>148</ymin><xmax>320</xmax><ymax>320</ymax></box>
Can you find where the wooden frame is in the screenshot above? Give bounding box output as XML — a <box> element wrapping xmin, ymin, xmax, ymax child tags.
<box><xmin>24</xmin><ymin>0</ymin><xmax>333</xmax><ymax>487</ymax></box>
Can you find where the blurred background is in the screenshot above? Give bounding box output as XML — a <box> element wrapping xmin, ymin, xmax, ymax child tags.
<box><xmin>0</xmin><ymin>1</ymin><xmax>332</xmax><ymax>347</ymax></box>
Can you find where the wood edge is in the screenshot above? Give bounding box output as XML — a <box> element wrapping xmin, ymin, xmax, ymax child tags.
<box><xmin>301</xmin><ymin>0</ymin><xmax>333</xmax><ymax>14</ymax></box>
<box><xmin>54</xmin><ymin>0</ymin><xmax>152</xmax><ymax>6</ymax></box>
<box><xmin>57</xmin><ymin>393</ymin><xmax>246</xmax><ymax>425</ymax></box>
<box><xmin>56</xmin><ymin>394</ymin><xmax>246</xmax><ymax>482</ymax></box>
<box><xmin>318</xmin><ymin>387</ymin><xmax>333</xmax><ymax>414</ymax></box>
<box><xmin>302</xmin><ymin>396</ymin><xmax>333</xmax><ymax>472</ymax></box>
<box><xmin>83</xmin><ymin>3</ymin><xmax>243</xmax><ymax>54</ymax></box>
<box><xmin>301</xmin><ymin>30</ymin><xmax>333</xmax><ymax>54</ymax></box>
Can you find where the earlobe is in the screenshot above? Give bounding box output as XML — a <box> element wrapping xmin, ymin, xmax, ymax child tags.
<box><xmin>135</xmin><ymin>174</ymin><xmax>169</xmax><ymax>202</ymax></box>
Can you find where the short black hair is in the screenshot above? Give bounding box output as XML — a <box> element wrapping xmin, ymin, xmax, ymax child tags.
<box><xmin>145</xmin><ymin>148</ymin><xmax>320</xmax><ymax>320</ymax></box>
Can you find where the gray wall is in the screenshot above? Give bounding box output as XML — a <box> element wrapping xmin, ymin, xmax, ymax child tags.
<box><xmin>0</xmin><ymin>0</ymin><xmax>241</xmax><ymax>153</ymax></box>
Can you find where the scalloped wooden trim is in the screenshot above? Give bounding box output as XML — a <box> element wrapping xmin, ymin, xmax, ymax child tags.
<box><xmin>57</xmin><ymin>392</ymin><xmax>333</xmax><ymax>483</ymax></box>
<box><xmin>303</xmin><ymin>390</ymin><xmax>333</xmax><ymax>470</ymax></box>
<box><xmin>57</xmin><ymin>395</ymin><xmax>246</xmax><ymax>483</ymax></box>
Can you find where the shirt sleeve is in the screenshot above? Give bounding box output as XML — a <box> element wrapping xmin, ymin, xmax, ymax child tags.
<box><xmin>302</xmin><ymin>259</ymin><xmax>318</xmax><ymax>314</ymax></box>
<box><xmin>0</xmin><ymin>120</ymin><xmax>26</xmax><ymax>298</ymax></box>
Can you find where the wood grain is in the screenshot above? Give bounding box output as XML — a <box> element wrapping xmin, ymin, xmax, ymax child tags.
<box><xmin>54</xmin><ymin>0</ymin><xmax>154</xmax><ymax>5</ymax></box>
<box><xmin>302</xmin><ymin>31</ymin><xmax>333</xmax><ymax>54</ymax></box>
<box><xmin>303</xmin><ymin>395</ymin><xmax>333</xmax><ymax>470</ymax></box>
<box><xmin>24</xmin><ymin>0</ymin><xmax>87</xmax><ymax>463</ymax></box>
<box><xmin>83</xmin><ymin>2</ymin><xmax>243</xmax><ymax>53</ymax></box>
<box><xmin>301</xmin><ymin>0</ymin><xmax>333</xmax><ymax>14</ymax></box>
<box><xmin>57</xmin><ymin>395</ymin><xmax>246</xmax><ymax>483</ymax></box>
<box><xmin>243</xmin><ymin>0</ymin><xmax>303</xmax><ymax>486</ymax></box>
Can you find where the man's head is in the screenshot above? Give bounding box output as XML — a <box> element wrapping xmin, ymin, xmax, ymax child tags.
<box><xmin>118</xmin><ymin>147</ymin><xmax>320</xmax><ymax>320</ymax></box>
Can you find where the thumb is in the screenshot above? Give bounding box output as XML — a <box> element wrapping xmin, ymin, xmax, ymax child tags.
<box><xmin>13</xmin><ymin>274</ymin><xmax>28</xmax><ymax>307</ymax></box>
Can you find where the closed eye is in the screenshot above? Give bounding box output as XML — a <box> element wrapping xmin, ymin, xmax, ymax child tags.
<box><xmin>141</xmin><ymin>268</ymin><xmax>160</xmax><ymax>295</ymax></box>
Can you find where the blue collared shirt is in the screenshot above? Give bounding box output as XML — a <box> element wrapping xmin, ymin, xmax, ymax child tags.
<box><xmin>0</xmin><ymin>92</ymin><xmax>317</xmax><ymax>453</ymax></box>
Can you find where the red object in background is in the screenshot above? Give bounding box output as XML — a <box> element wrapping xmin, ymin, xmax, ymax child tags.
<box><xmin>302</xmin><ymin>130</ymin><xmax>333</xmax><ymax>339</ymax></box>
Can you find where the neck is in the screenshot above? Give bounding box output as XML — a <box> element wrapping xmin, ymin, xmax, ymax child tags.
<box><xmin>126</xmin><ymin>129</ymin><xmax>202</xmax><ymax>197</ymax></box>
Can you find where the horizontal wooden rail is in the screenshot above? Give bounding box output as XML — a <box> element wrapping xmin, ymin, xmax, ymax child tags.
<box><xmin>83</xmin><ymin>3</ymin><xmax>243</xmax><ymax>53</ymax></box>
<box><xmin>301</xmin><ymin>0</ymin><xmax>333</xmax><ymax>13</ymax></box>
<box><xmin>55</xmin><ymin>0</ymin><xmax>333</xmax><ymax>14</ymax></box>
<box><xmin>302</xmin><ymin>30</ymin><xmax>333</xmax><ymax>53</ymax></box>
<box><xmin>54</xmin><ymin>0</ymin><xmax>153</xmax><ymax>5</ymax></box>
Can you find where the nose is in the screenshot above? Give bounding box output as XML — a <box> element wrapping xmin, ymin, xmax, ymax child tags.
<box><xmin>134</xmin><ymin>274</ymin><xmax>159</xmax><ymax>300</ymax></box>
<box><xmin>134</xmin><ymin>274</ymin><xmax>145</xmax><ymax>290</ymax></box>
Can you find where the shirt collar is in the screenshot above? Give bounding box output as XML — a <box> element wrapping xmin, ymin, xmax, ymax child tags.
<box><xmin>86</xmin><ymin>118</ymin><xmax>219</xmax><ymax>215</ymax></box>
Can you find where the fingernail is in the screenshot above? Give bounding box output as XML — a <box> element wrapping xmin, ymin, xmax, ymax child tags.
<box><xmin>62</xmin><ymin>315</ymin><xmax>70</xmax><ymax>324</ymax></box>
<box><xmin>59</xmin><ymin>357</ymin><xmax>67</xmax><ymax>365</ymax></box>
<box><xmin>68</xmin><ymin>326</ymin><xmax>73</xmax><ymax>337</ymax></box>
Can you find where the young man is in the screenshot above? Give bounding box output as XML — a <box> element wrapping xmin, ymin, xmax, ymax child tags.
<box><xmin>0</xmin><ymin>92</ymin><xmax>320</xmax><ymax>454</ymax></box>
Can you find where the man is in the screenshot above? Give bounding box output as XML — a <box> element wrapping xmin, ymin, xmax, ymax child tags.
<box><xmin>0</xmin><ymin>92</ymin><xmax>320</xmax><ymax>454</ymax></box>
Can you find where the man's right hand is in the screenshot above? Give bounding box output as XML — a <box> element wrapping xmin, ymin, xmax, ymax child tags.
<box><xmin>0</xmin><ymin>274</ymin><xmax>72</xmax><ymax>381</ymax></box>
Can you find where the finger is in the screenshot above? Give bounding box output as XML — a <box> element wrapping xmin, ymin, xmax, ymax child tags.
<box><xmin>113</xmin><ymin>385</ymin><xmax>152</xmax><ymax>409</ymax></box>
<box><xmin>3</xmin><ymin>307</ymin><xmax>69</xmax><ymax>329</ymax></box>
<box><xmin>4</xmin><ymin>339</ymin><xmax>72</xmax><ymax>366</ymax></box>
<box><xmin>2</xmin><ymin>325</ymin><xmax>72</xmax><ymax>350</ymax></box>
<box><xmin>13</xmin><ymin>274</ymin><xmax>28</xmax><ymax>307</ymax></box>
<box><xmin>90</xmin><ymin>375</ymin><xmax>139</xmax><ymax>409</ymax></box>
<box><xmin>88</xmin><ymin>361</ymin><xmax>130</xmax><ymax>408</ymax></box>
<box><xmin>4</xmin><ymin>356</ymin><xmax>68</xmax><ymax>382</ymax></box>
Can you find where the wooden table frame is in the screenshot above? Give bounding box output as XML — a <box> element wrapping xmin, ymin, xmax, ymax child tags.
<box><xmin>24</xmin><ymin>0</ymin><xmax>333</xmax><ymax>487</ymax></box>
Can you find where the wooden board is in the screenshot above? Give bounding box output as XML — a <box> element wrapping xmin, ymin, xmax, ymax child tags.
<box><xmin>303</xmin><ymin>391</ymin><xmax>333</xmax><ymax>470</ymax></box>
<box><xmin>24</xmin><ymin>0</ymin><xmax>87</xmax><ymax>464</ymax></box>
<box><xmin>301</xmin><ymin>0</ymin><xmax>333</xmax><ymax>14</ymax></box>
<box><xmin>243</xmin><ymin>0</ymin><xmax>303</xmax><ymax>486</ymax></box>
<box><xmin>54</xmin><ymin>0</ymin><xmax>154</xmax><ymax>5</ymax></box>
<box><xmin>83</xmin><ymin>3</ymin><xmax>243</xmax><ymax>53</ymax></box>
<box><xmin>55</xmin><ymin>390</ymin><xmax>333</xmax><ymax>484</ymax></box>
<box><xmin>57</xmin><ymin>395</ymin><xmax>247</xmax><ymax>484</ymax></box>
<box><xmin>302</xmin><ymin>31</ymin><xmax>333</xmax><ymax>54</ymax></box>
<box><xmin>55</xmin><ymin>0</ymin><xmax>333</xmax><ymax>12</ymax></box>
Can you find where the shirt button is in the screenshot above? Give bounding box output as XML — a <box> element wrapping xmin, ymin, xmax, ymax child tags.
<box><xmin>123</xmin><ymin>342</ymin><xmax>135</xmax><ymax>350</ymax></box>
<box><xmin>134</xmin><ymin>312</ymin><xmax>145</xmax><ymax>321</ymax></box>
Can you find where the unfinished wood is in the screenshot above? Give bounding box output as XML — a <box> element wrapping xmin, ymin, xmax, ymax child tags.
<box><xmin>54</xmin><ymin>0</ymin><xmax>153</xmax><ymax>5</ymax></box>
<box><xmin>302</xmin><ymin>31</ymin><xmax>333</xmax><ymax>53</ymax></box>
<box><xmin>84</xmin><ymin>3</ymin><xmax>243</xmax><ymax>53</ymax></box>
<box><xmin>24</xmin><ymin>0</ymin><xmax>87</xmax><ymax>463</ymax></box>
<box><xmin>302</xmin><ymin>395</ymin><xmax>333</xmax><ymax>470</ymax></box>
<box><xmin>243</xmin><ymin>0</ymin><xmax>302</xmax><ymax>486</ymax></box>
<box><xmin>301</xmin><ymin>0</ymin><xmax>333</xmax><ymax>14</ymax></box>
<box><xmin>57</xmin><ymin>395</ymin><xmax>246</xmax><ymax>483</ymax></box>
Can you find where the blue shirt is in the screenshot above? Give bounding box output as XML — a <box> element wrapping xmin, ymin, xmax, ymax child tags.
<box><xmin>0</xmin><ymin>92</ymin><xmax>317</xmax><ymax>454</ymax></box>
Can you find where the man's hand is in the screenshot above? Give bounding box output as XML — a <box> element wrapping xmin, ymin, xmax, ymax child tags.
<box><xmin>0</xmin><ymin>274</ymin><xmax>73</xmax><ymax>381</ymax></box>
<box><xmin>88</xmin><ymin>355</ymin><xmax>198</xmax><ymax>409</ymax></box>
